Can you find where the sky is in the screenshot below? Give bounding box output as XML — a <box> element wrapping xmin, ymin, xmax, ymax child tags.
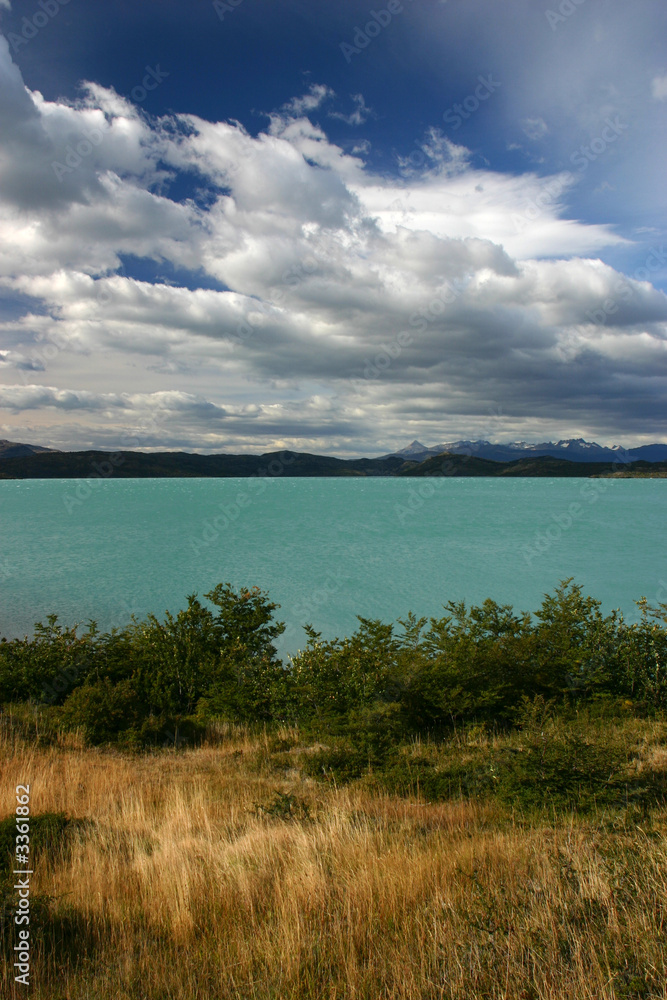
<box><xmin>0</xmin><ymin>0</ymin><xmax>666</xmax><ymax>456</ymax></box>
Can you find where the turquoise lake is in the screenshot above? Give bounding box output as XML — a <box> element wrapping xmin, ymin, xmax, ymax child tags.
<box><xmin>0</xmin><ymin>476</ymin><xmax>665</xmax><ymax>657</ymax></box>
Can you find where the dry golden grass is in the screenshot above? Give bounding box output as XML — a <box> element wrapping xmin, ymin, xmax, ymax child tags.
<box><xmin>1</xmin><ymin>726</ymin><xmax>666</xmax><ymax>999</ymax></box>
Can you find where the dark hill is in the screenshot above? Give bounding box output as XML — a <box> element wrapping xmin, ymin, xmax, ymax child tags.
<box><xmin>0</xmin><ymin>447</ymin><xmax>665</xmax><ymax>479</ymax></box>
<box><xmin>0</xmin><ymin>439</ymin><xmax>56</xmax><ymax>460</ymax></box>
<box><xmin>0</xmin><ymin>449</ymin><xmax>409</xmax><ymax>479</ymax></box>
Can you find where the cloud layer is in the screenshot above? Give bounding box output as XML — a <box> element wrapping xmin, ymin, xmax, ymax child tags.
<box><xmin>1</xmin><ymin>35</ymin><xmax>666</xmax><ymax>453</ymax></box>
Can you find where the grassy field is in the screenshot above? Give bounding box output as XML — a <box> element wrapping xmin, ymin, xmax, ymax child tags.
<box><xmin>1</xmin><ymin>719</ymin><xmax>667</xmax><ymax>999</ymax></box>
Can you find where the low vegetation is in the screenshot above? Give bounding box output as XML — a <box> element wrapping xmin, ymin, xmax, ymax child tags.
<box><xmin>1</xmin><ymin>723</ymin><xmax>666</xmax><ymax>998</ymax></box>
<box><xmin>1</xmin><ymin>579</ymin><xmax>666</xmax><ymax>997</ymax></box>
<box><xmin>1</xmin><ymin>578</ymin><xmax>667</xmax><ymax>748</ymax></box>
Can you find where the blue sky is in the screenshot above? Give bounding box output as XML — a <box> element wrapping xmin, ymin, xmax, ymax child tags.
<box><xmin>0</xmin><ymin>0</ymin><xmax>666</xmax><ymax>453</ymax></box>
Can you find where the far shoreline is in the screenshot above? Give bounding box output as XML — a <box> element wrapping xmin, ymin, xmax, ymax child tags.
<box><xmin>1</xmin><ymin>447</ymin><xmax>667</xmax><ymax>480</ymax></box>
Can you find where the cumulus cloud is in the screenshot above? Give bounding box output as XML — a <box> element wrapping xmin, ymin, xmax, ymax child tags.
<box><xmin>652</xmin><ymin>74</ymin><xmax>667</xmax><ymax>101</ymax></box>
<box><xmin>0</xmin><ymin>384</ymin><xmax>228</xmax><ymax>416</ymax></box>
<box><xmin>0</xmin><ymin>37</ymin><xmax>666</xmax><ymax>453</ymax></box>
<box><xmin>0</xmin><ymin>383</ymin><xmax>364</xmax><ymax>453</ymax></box>
<box><xmin>0</xmin><ymin>348</ymin><xmax>44</xmax><ymax>371</ymax></box>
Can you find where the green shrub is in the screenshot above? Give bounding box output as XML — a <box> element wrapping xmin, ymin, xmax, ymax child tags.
<box><xmin>3</xmin><ymin>579</ymin><xmax>667</xmax><ymax>756</ymax></box>
<box><xmin>60</xmin><ymin>677</ymin><xmax>143</xmax><ymax>743</ymax></box>
<box><xmin>488</xmin><ymin>697</ymin><xmax>629</xmax><ymax>809</ymax></box>
<box><xmin>302</xmin><ymin>741</ymin><xmax>377</xmax><ymax>783</ymax></box>
<box><xmin>378</xmin><ymin>748</ymin><xmax>496</xmax><ymax>801</ymax></box>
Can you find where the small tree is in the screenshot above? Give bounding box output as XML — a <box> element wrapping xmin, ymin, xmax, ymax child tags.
<box><xmin>204</xmin><ymin>583</ymin><xmax>285</xmax><ymax>659</ymax></box>
<box><xmin>204</xmin><ymin>583</ymin><xmax>287</xmax><ymax>720</ymax></box>
<box><xmin>533</xmin><ymin>578</ymin><xmax>619</xmax><ymax>699</ymax></box>
<box><xmin>126</xmin><ymin>594</ymin><xmax>220</xmax><ymax>724</ymax></box>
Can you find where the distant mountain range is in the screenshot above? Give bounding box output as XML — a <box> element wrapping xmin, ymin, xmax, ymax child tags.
<box><xmin>3</xmin><ymin>436</ymin><xmax>666</xmax><ymax>467</ymax></box>
<box><xmin>0</xmin><ymin>439</ymin><xmax>665</xmax><ymax>479</ymax></box>
<box><xmin>387</xmin><ymin>438</ymin><xmax>667</xmax><ymax>464</ymax></box>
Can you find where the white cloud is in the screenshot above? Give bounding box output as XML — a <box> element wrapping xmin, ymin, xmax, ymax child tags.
<box><xmin>0</xmin><ymin>36</ymin><xmax>665</xmax><ymax>453</ymax></box>
<box><xmin>281</xmin><ymin>83</ymin><xmax>334</xmax><ymax>116</ymax></box>
<box><xmin>652</xmin><ymin>73</ymin><xmax>667</xmax><ymax>101</ymax></box>
<box><xmin>329</xmin><ymin>94</ymin><xmax>374</xmax><ymax>126</ymax></box>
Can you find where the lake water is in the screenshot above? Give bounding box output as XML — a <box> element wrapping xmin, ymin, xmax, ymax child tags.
<box><xmin>1</xmin><ymin>476</ymin><xmax>665</xmax><ymax>657</ymax></box>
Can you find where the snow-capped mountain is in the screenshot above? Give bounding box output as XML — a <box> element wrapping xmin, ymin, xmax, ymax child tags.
<box><xmin>388</xmin><ymin>438</ymin><xmax>667</xmax><ymax>464</ymax></box>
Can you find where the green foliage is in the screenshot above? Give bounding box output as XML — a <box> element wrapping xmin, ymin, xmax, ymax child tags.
<box><xmin>203</xmin><ymin>583</ymin><xmax>288</xmax><ymax>722</ymax></box>
<box><xmin>0</xmin><ymin>584</ymin><xmax>290</xmax><ymax>742</ymax></box>
<box><xmin>302</xmin><ymin>701</ymin><xmax>406</xmax><ymax>782</ymax></box>
<box><xmin>2</xmin><ymin>579</ymin><xmax>667</xmax><ymax>757</ymax></box>
<box><xmin>125</xmin><ymin>594</ymin><xmax>220</xmax><ymax>718</ymax></box>
<box><xmin>0</xmin><ymin>616</ymin><xmax>97</xmax><ymax>705</ymax></box>
<box><xmin>60</xmin><ymin>677</ymin><xmax>143</xmax><ymax>743</ymax></box>
<box><xmin>490</xmin><ymin>696</ymin><xmax>629</xmax><ymax>809</ymax></box>
<box><xmin>302</xmin><ymin>741</ymin><xmax>379</xmax><ymax>783</ymax></box>
<box><xmin>403</xmin><ymin>599</ymin><xmax>535</xmax><ymax>727</ymax></box>
<box><xmin>613</xmin><ymin>598</ymin><xmax>667</xmax><ymax>709</ymax></box>
<box><xmin>205</xmin><ymin>582</ymin><xmax>285</xmax><ymax>659</ymax></box>
<box><xmin>289</xmin><ymin>616</ymin><xmax>401</xmax><ymax>729</ymax></box>
<box><xmin>374</xmin><ymin>746</ymin><xmax>496</xmax><ymax>802</ymax></box>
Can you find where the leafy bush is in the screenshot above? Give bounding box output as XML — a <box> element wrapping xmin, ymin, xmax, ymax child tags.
<box><xmin>60</xmin><ymin>677</ymin><xmax>142</xmax><ymax>743</ymax></box>
<box><xmin>302</xmin><ymin>741</ymin><xmax>380</xmax><ymax>783</ymax></box>
<box><xmin>2</xmin><ymin>579</ymin><xmax>667</xmax><ymax>753</ymax></box>
<box><xmin>488</xmin><ymin>697</ymin><xmax>636</xmax><ymax>810</ymax></box>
